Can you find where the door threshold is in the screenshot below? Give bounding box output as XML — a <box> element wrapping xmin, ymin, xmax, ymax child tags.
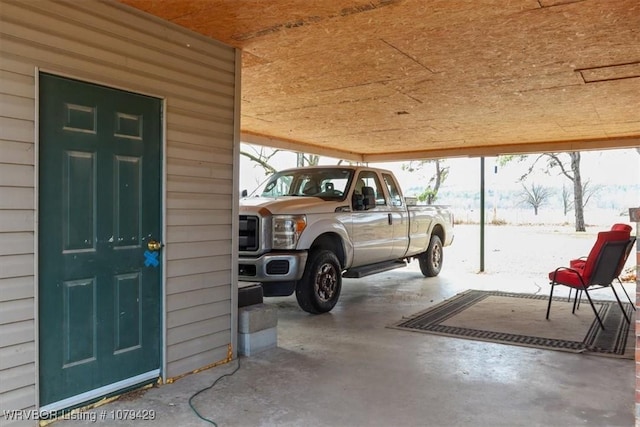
<box><xmin>40</xmin><ymin>369</ymin><xmax>160</xmax><ymax>413</ymax></box>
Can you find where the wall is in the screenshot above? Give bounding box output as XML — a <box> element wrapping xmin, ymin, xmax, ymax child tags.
<box><xmin>632</xmin><ymin>208</ymin><xmax>640</xmax><ymax>426</ymax></box>
<box><xmin>0</xmin><ymin>0</ymin><xmax>237</xmax><ymax>422</ymax></box>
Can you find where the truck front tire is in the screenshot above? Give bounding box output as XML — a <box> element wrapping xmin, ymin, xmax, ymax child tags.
<box><xmin>295</xmin><ymin>249</ymin><xmax>342</xmax><ymax>314</ymax></box>
<box><xmin>419</xmin><ymin>235</ymin><xmax>443</xmax><ymax>277</ymax></box>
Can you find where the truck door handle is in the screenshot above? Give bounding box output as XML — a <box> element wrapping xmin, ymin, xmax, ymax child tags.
<box><xmin>388</xmin><ymin>213</ymin><xmax>393</xmax><ymax>225</ymax></box>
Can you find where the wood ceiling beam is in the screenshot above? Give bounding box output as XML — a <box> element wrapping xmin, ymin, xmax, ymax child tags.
<box><xmin>363</xmin><ymin>136</ymin><xmax>640</xmax><ymax>162</ymax></box>
<box><xmin>240</xmin><ymin>131</ymin><xmax>364</xmax><ymax>162</ymax></box>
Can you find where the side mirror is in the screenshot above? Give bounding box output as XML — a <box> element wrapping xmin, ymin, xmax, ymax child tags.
<box><xmin>352</xmin><ymin>193</ymin><xmax>364</xmax><ymax>211</ymax></box>
<box><xmin>241</xmin><ymin>189</ymin><xmax>248</xmax><ymax>197</ymax></box>
<box><xmin>362</xmin><ymin>186</ymin><xmax>375</xmax><ymax>210</ymax></box>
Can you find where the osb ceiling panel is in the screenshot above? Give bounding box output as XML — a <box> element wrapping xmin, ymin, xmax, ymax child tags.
<box><xmin>120</xmin><ymin>0</ymin><xmax>640</xmax><ymax>161</ymax></box>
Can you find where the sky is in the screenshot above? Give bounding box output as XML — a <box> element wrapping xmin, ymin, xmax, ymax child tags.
<box><xmin>374</xmin><ymin>149</ymin><xmax>640</xmax><ymax>192</ymax></box>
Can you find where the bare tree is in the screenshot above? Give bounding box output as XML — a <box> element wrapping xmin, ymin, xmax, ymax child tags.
<box><xmin>240</xmin><ymin>143</ymin><xmax>279</xmax><ymax>176</ymax></box>
<box><xmin>581</xmin><ymin>179</ymin><xmax>602</xmax><ymax>209</ymax></box>
<box><xmin>545</xmin><ymin>152</ymin><xmax>585</xmax><ymax>231</ymax></box>
<box><xmin>305</xmin><ymin>153</ymin><xmax>320</xmax><ymax>166</ymax></box>
<box><xmin>561</xmin><ymin>184</ymin><xmax>572</xmax><ymax>216</ymax></box>
<box><xmin>402</xmin><ymin>159</ymin><xmax>449</xmax><ymax>204</ymax></box>
<box><xmin>500</xmin><ymin>152</ymin><xmax>588</xmax><ymax>231</ymax></box>
<box><xmin>520</xmin><ymin>183</ymin><xmax>552</xmax><ymax>215</ymax></box>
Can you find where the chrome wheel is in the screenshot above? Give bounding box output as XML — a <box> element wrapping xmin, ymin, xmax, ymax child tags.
<box><xmin>430</xmin><ymin>242</ymin><xmax>442</xmax><ymax>270</ymax></box>
<box><xmin>315</xmin><ymin>262</ymin><xmax>339</xmax><ymax>303</ymax></box>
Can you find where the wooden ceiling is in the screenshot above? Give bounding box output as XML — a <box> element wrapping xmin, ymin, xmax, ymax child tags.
<box><xmin>120</xmin><ymin>0</ymin><xmax>640</xmax><ymax>161</ymax></box>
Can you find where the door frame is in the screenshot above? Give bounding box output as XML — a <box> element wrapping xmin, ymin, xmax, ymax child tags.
<box><xmin>34</xmin><ymin>68</ymin><xmax>168</xmax><ymax>411</ymax></box>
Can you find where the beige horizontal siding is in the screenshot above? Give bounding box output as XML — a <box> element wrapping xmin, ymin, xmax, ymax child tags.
<box><xmin>166</xmin><ymin>209</ymin><xmax>233</xmax><ymax>226</ymax></box>
<box><xmin>0</xmin><ymin>342</ymin><xmax>35</xmax><ymax>372</ymax></box>
<box><xmin>0</xmin><ymin>141</ymin><xmax>35</xmax><ymax>166</ymax></box>
<box><xmin>0</xmin><ymin>93</ymin><xmax>34</xmax><ymax>120</ymax></box>
<box><xmin>0</xmin><ymin>320</ymin><xmax>33</xmax><ymax>348</ymax></box>
<box><xmin>166</xmin><ymin>225</ymin><xmax>233</xmax><ymax>243</ymax></box>
<box><xmin>166</xmin><ymin>347</ymin><xmax>229</xmax><ymax>381</ymax></box>
<box><xmin>166</xmin><ymin>241</ymin><xmax>231</xmax><ymax>261</ymax></box>
<box><xmin>0</xmin><ymin>363</ymin><xmax>34</xmax><ymax>395</ymax></box>
<box><xmin>167</xmin><ymin>176</ymin><xmax>233</xmax><ymax>195</ymax></box>
<box><xmin>0</xmin><ymin>277</ymin><xmax>35</xmax><ymax>302</ymax></box>
<box><xmin>0</xmin><ymin>255</ymin><xmax>33</xmax><ymax>280</ymax></box>
<box><xmin>0</xmin><ymin>69</ymin><xmax>34</xmax><ymax>96</ymax></box>
<box><xmin>166</xmin><ymin>329</ymin><xmax>230</xmax><ymax>363</ymax></box>
<box><xmin>0</xmin><ymin>164</ymin><xmax>33</xmax><ymax>187</ymax></box>
<box><xmin>166</xmin><ymin>315</ymin><xmax>230</xmax><ymax>347</ymax></box>
<box><xmin>0</xmin><ymin>189</ymin><xmax>33</xmax><ymax>210</ymax></box>
<box><xmin>0</xmin><ymin>0</ymin><xmax>238</xmax><ymax>415</ymax></box>
<box><xmin>0</xmin><ymin>8</ymin><xmax>38</xmax><ymax>417</ymax></box>
<box><xmin>167</xmin><ymin>255</ymin><xmax>231</xmax><ymax>278</ymax></box>
<box><xmin>0</xmin><ymin>117</ymin><xmax>33</xmax><ymax>143</ymax></box>
<box><xmin>167</xmin><ymin>301</ymin><xmax>231</xmax><ymax>330</ymax></box>
<box><xmin>167</xmin><ymin>158</ymin><xmax>234</xmax><ymax>180</ymax></box>
<box><xmin>0</xmin><ymin>233</ymin><xmax>33</xmax><ymax>256</ymax></box>
<box><xmin>1</xmin><ymin>384</ymin><xmax>36</xmax><ymax>413</ymax></box>
<box><xmin>167</xmin><ymin>193</ymin><xmax>233</xmax><ymax>210</ymax></box>
<box><xmin>0</xmin><ymin>299</ymin><xmax>33</xmax><ymax>324</ymax></box>
<box><xmin>167</xmin><ymin>140</ymin><xmax>234</xmax><ymax>161</ymax></box>
<box><xmin>167</xmin><ymin>286</ymin><xmax>232</xmax><ymax>312</ymax></box>
<box><xmin>0</xmin><ymin>212</ymin><xmax>34</xmax><ymax>233</ymax></box>
<box><xmin>166</xmin><ymin>271</ymin><xmax>231</xmax><ymax>296</ymax></box>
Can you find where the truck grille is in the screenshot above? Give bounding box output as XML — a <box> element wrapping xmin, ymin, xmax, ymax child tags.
<box><xmin>239</xmin><ymin>215</ymin><xmax>259</xmax><ymax>251</ymax></box>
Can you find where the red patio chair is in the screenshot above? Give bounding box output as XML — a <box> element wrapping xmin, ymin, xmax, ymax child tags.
<box><xmin>546</xmin><ymin>229</ymin><xmax>631</xmax><ymax>330</ymax></box>
<box><xmin>569</xmin><ymin>224</ymin><xmax>635</xmax><ymax>311</ymax></box>
<box><xmin>570</xmin><ymin>223</ymin><xmax>631</xmax><ymax>269</ymax></box>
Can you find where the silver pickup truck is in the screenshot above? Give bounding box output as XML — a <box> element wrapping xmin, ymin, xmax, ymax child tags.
<box><xmin>238</xmin><ymin>166</ymin><xmax>454</xmax><ymax>313</ymax></box>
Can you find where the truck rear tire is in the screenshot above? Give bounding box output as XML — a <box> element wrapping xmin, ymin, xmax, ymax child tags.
<box><xmin>295</xmin><ymin>249</ymin><xmax>342</xmax><ymax>314</ymax></box>
<box><xmin>419</xmin><ymin>235</ymin><xmax>443</xmax><ymax>277</ymax></box>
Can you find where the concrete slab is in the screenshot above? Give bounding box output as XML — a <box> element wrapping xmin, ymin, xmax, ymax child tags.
<box><xmin>50</xmin><ymin>262</ymin><xmax>634</xmax><ymax>427</ymax></box>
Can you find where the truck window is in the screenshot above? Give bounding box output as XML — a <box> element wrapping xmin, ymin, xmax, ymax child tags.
<box><xmin>257</xmin><ymin>168</ymin><xmax>353</xmax><ymax>200</ymax></box>
<box><xmin>317</xmin><ymin>177</ymin><xmax>347</xmax><ymax>194</ymax></box>
<box><xmin>262</xmin><ymin>175</ymin><xmax>292</xmax><ymax>197</ymax></box>
<box><xmin>383</xmin><ymin>173</ymin><xmax>403</xmax><ymax>207</ymax></box>
<box><xmin>355</xmin><ymin>171</ymin><xmax>386</xmax><ymax>206</ymax></box>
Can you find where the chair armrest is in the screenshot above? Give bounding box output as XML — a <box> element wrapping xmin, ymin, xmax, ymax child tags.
<box><xmin>550</xmin><ymin>266</ymin><xmax>587</xmax><ymax>288</ymax></box>
<box><xmin>569</xmin><ymin>258</ymin><xmax>587</xmax><ymax>269</ymax></box>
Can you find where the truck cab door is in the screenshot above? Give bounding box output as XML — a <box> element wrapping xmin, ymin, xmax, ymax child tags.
<box><xmin>383</xmin><ymin>173</ymin><xmax>410</xmax><ymax>259</ymax></box>
<box><xmin>350</xmin><ymin>171</ymin><xmax>394</xmax><ymax>266</ymax></box>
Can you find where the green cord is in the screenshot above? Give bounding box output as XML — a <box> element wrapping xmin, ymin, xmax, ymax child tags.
<box><xmin>188</xmin><ymin>358</ymin><xmax>241</xmax><ymax>426</ymax></box>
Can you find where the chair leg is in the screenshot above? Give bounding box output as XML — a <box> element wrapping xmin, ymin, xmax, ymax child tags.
<box><xmin>616</xmin><ymin>278</ymin><xmax>636</xmax><ymax>310</ymax></box>
<box><xmin>581</xmin><ymin>287</ymin><xmax>605</xmax><ymax>330</ymax></box>
<box><xmin>546</xmin><ymin>282</ymin><xmax>555</xmax><ymax>320</ymax></box>
<box><xmin>609</xmin><ymin>285</ymin><xmax>631</xmax><ymax>324</ymax></box>
<box><xmin>572</xmin><ymin>290</ymin><xmax>579</xmax><ymax>313</ymax></box>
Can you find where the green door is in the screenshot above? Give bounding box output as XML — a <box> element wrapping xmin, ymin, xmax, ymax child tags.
<box><xmin>38</xmin><ymin>74</ymin><xmax>162</xmax><ymax>408</ymax></box>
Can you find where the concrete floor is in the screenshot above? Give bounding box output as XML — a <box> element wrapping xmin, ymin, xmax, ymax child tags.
<box><xmin>52</xmin><ymin>262</ymin><xmax>635</xmax><ymax>427</ymax></box>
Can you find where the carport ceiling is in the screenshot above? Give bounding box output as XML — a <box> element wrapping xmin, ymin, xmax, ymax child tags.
<box><xmin>121</xmin><ymin>0</ymin><xmax>640</xmax><ymax>161</ymax></box>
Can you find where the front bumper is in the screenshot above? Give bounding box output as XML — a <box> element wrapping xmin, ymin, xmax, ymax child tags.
<box><xmin>238</xmin><ymin>251</ymin><xmax>308</xmax><ymax>282</ymax></box>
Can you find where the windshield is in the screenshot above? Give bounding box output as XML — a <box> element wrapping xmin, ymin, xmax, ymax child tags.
<box><xmin>255</xmin><ymin>168</ymin><xmax>354</xmax><ymax>200</ymax></box>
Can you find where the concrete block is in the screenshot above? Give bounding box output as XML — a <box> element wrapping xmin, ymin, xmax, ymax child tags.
<box><xmin>238</xmin><ymin>303</ymin><xmax>277</xmax><ymax>334</ymax></box>
<box><xmin>238</xmin><ymin>327</ymin><xmax>277</xmax><ymax>356</ymax></box>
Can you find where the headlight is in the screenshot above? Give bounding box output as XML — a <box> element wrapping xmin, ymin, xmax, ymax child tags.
<box><xmin>272</xmin><ymin>215</ymin><xmax>307</xmax><ymax>249</ymax></box>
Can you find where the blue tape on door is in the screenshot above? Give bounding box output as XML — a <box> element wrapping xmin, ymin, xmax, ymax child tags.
<box><xmin>144</xmin><ymin>250</ymin><xmax>159</xmax><ymax>267</ymax></box>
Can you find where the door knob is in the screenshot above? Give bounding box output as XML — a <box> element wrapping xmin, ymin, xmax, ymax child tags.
<box><xmin>147</xmin><ymin>239</ymin><xmax>163</xmax><ymax>251</ymax></box>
